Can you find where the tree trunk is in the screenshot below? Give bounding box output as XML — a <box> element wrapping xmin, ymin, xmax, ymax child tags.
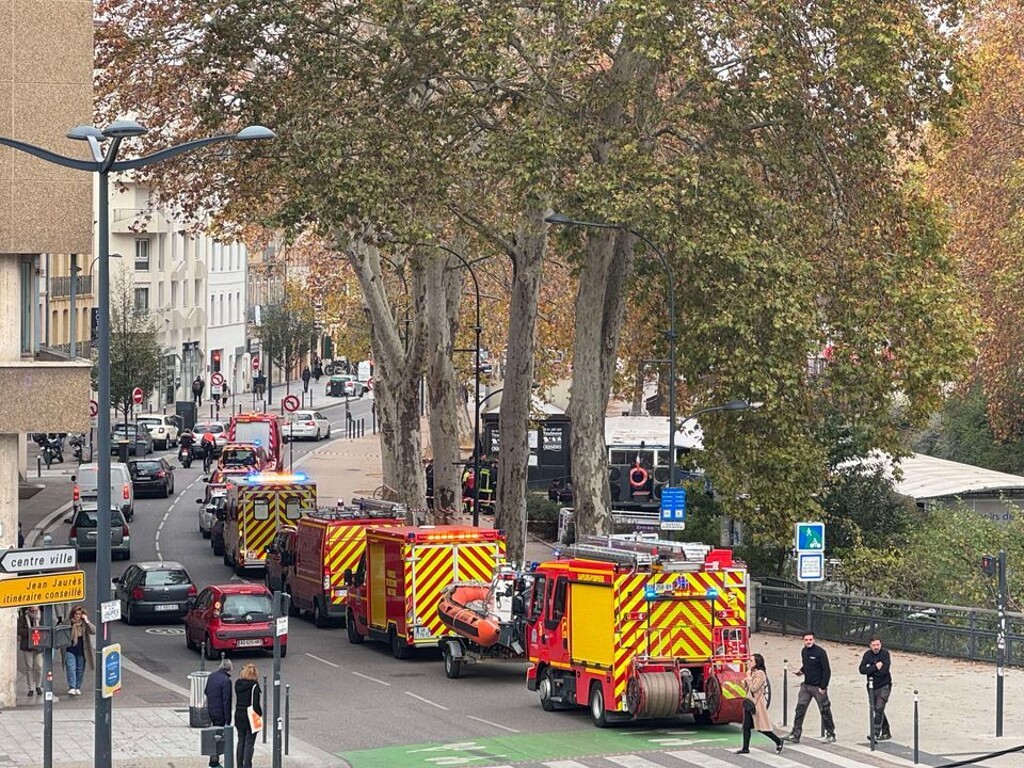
<box><xmin>495</xmin><ymin>208</ymin><xmax>547</xmax><ymax>564</ymax></box>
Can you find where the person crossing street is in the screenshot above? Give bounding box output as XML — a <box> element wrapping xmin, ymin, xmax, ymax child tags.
<box><xmin>860</xmin><ymin>635</ymin><xmax>893</xmax><ymax>741</ymax></box>
<box><xmin>785</xmin><ymin>631</ymin><xmax>837</xmax><ymax>744</ymax></box>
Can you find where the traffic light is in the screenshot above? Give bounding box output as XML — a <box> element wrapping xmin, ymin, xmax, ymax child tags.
<box><xmin>982</xmin><ymin>554</ymin><xmax>997</xmax><ymax>577</ymax></box>
<box><xmin>211</xmin><ymin>350</ymin><xmax>222</xmax><ymax>372</ymax></box>
<box><xmin>28</xmin><ymin>627</ymin><xmax>51</xmax><ymax>651</ymax></box>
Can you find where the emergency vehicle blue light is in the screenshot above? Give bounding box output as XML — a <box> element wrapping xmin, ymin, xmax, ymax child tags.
<box><xmin>645</xmin><ymin>585</ymin><xmax>658</xmax><ymax>601</ymax></box>
<box><xmin>705</xmin><ymin>587</ymin><xmax>719</xmax><ymax>599</ymax></box>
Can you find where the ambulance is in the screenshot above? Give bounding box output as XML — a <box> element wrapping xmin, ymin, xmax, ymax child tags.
<box><xmin>280</xmin><ymin>505</ymin><xmax>406</xmax><ymax>627</ymax></box>
<box><xmin>346</xmin><ymin>526</ymin><xmax>506</xmax><ymax>658</ymax></box>
<box><xmin>228</xmin><ymin>412</ymin><xmax>284</xmax><ymax>471</ymax></box>
<box><xmin>223</xmin><ymin>473</ymin><xmax>316</xmax><ymax>575</ymax></box>
<box><xmin>526</xmin><ymin>535</ymin><xmax>750</xmax><ymax>727</ymax></box>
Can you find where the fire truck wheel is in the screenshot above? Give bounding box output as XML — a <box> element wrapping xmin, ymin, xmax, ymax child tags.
<box><xmin>538</xmin><ymin>668</ymin><xmax>557</xmax><ymax>712</ymax></box>
<box><xmin>313</xmin><ymin>600</ymin><xmax>329</xmax><ymax>628</ymax></box>
<box><xmin>389</xmin><ymin>628</ymin><xmax>410</xmax><ymax>660</ymax></box>
<box><xmin>443</xmin><ymin>648</ymin><xmax>462</xmax><ymax>679</ymax></box>
<box><xmin>589</xmin><ymin>683</ymin><xmax>610</xmax><ymax>728</ymax></box>
<box><xmin>346</xmin><ymin>611</ymin><xmax>364</xmax><ymax>644</ymax></box>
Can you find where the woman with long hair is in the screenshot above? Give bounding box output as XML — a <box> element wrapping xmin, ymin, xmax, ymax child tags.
<box><xmin>61</xmin><ymin>604</ymin><xmax>94</xmax><ymax>696</ymax></box>
<box><xmin>737</xmin><ymin>653</ymin><xmax>784</xmax><ymax>754</ymax></box>
<box><xmin>234</xmin><ymin>663</ymin><xmax>262</xmax><ymax>768</ymax></box>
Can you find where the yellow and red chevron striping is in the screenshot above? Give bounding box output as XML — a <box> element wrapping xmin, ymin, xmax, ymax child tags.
<box><xmin>412</xmin><ymin>545</ymin><xmax>458</xmax><ymax>637</ymax></box>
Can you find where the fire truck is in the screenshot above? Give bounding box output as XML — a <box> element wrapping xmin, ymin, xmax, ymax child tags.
<box><xmin>228</xmin><ymin>412</ymin><xmax>284</xmax><ymax>471</ymax></box>
<box><xmin>346</xmin><ymin>526</ymin><xmax>506</xmax><ymax>658</ymax></box>
<box><xmin>526</xmin><ymin>535</ymin><xmax>750</xmax><ymax>727</ymax></box>
<box><xmin>223</xmin><ymin>473</ymin><xmax>317</xmax><ymax>575</ymax></box>
<box><xmin>274</xmin><ymin>505</ymin><xmax>406</xmax><ymax>627</ymax></box>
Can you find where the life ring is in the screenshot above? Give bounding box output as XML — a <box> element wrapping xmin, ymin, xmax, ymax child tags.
<box><xmin>629</xmin><ymin>466</ymin><xmax>648</xmax><ymax>489</ymax></box>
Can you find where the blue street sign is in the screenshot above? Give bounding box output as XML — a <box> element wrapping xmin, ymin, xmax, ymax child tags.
<box><xmin>795</xmin><ymin>522</ymin><xmax>825</xmax><ymax>551</ymax></box>
<box><xmin>102</xmin><ymin>643</ymin><xmax>121</xmax><ymax>698</ymax></box>
<box><xmin>660</xmin><ymin>487</ymin><xmax>687</xmax><ymax>530</ymax></box>
<box><xmin>797</xmin><ymin>552</ymin><xmax>826</xmax><ymax>582</ymax></box>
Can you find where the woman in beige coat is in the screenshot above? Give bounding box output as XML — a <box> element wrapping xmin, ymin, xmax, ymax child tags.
<box><xmin>737</xmin><ymin>653</ymin><xmax>784</xmax><ymax>754</ymax></box>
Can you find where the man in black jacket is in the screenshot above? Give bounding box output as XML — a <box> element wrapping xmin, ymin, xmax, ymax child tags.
<box><xmin>859</xmin><ymin>636</ymin><xmax>893</xmax><ymax>740</ymax></box>
<box><xmin>785</xmin><ymin>631</ymin><xmax>837</xmax><ymax>743</ymax></box>
<box><xmin>204</xmin><ymin>659</ymin><xmax>233</xmax><ymax>767</ymax></box>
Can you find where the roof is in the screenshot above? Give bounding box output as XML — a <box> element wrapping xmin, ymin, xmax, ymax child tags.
<box><xmin>604</xmin><ymin>416</ymin><xmax>704</xmax><ymax>450</ymax></box>
<box><xmin>863</xmin><ymin>453</ymin><xmax>1024</xmax><ymax>500</ymax></box>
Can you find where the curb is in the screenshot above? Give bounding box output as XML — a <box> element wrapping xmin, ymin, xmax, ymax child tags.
<box><xmin>26</xmin><ymin>500</ymin><xmax>74</xmax><ymax>548</ymax></box>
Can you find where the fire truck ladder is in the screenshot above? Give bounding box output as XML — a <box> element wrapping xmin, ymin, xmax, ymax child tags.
<box><xmin>350</xmin><ymin>497</ymin><xmax>409</xmax><ymax>521</ymax></box>
<box><xmin>571</xmin><ymin>535</ymin><xmax>711</xmax><ymax>570</ymax></box>
<box><xmin>312</xmin><ymin>506</ymin><xmax>406</xmax><ymax>521</ymax></box>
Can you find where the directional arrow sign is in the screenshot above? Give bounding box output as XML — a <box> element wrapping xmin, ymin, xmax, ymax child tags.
<box><xmin>0</xmin><ymin>571</ymin><xmax>85</xmax><ymax>608</ymax></box>
<box><xmin>0</xmin><ymin>546</ymin><xmax>78</xmax><ymax>574</ymax></box>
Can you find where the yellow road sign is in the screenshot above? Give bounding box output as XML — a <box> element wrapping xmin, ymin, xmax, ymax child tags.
<box><xmin>0</xmin><ymin>571</ymin><xmax>85</xmax><ymax>608</ymax></box>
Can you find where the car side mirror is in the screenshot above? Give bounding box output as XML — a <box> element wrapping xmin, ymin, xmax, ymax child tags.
<box><xmin>196</xmin><ymin>498</ymin><xmax>204</xmax><ymax>505</ymax></box>
<box><xmin>70</xmin><ymin>475</ymin><xmax>77</xmax><ymax>483</ymax></box>
<box><xmin>112</xmin><ymin>576</ymin><xmax>121</xmax><ymax>583</ymax></box>
<box><xmin>187</xmin><ymin>596</ymin><xmax>197</xmax><ymax>610</ymax></box>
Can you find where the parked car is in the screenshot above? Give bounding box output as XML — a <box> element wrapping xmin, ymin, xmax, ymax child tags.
<box><xmin>198</xmin><ymin>491</ymin><xmax>227</xmax><ymax>539</ymax></box>
<box><xmin>73</xmin><ymin>463</ymin><xmax>135</xmax><ymax>521</ymax></box>
<box><xmin>110</xmin><ymin>423</ymin><xmax>153</xmax><ymax>456</ymax></box>
<box><xmin>210</xmin><ymin>509</ymin><xmax>226</xmax><ymax>556</ymax></box>
<box><xmin>136</xmin><ymin>414</ymin><xmax>180</xmax><ymax>450</ymax></box>
<box><xmin>325</xmin><ymin>375</ymin><xmax>360</xmax><ymax>398</ymax></box>
<box><xmin>284</xmin><ymin>410</ymin><xmax>331</xmax><ymax>442</ymax></box>
<box><xmin>65</xmin><ymin>502</ymin><xmax>131</xmax><ymax>560</ymax></box>
<box><xmin>113</xmin><ymin>561</ymin><xmax>196</xmax><ymax>624</ymax></box>
<box><xmin>184</xmin><ymin>583</ymin><xmax>287</xmax><ymax>660</ymax></box>
<box><xmin>193</xmin><ymin>421</ymin><xmax>228</xmax><ymax>456</ymax></box>
<box><xmin>127</xmin><ymin>458</ymin><xmax>175</xmax><ymax>498</ymax></box>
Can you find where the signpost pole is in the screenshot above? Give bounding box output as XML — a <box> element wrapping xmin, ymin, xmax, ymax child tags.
<box><xmin>43</xmin><ymin>603</ymin><xmax>54</xmax><ymax>768</ymax></box>
<box><xmin>806</xmin><ymin>582</ymin><xmax>812</xmax><ymax>633</ymax></box>
<box><xmin>271</xmin><ymin>591</ymin><xmax>285</xmax><ymax>768</ymax></box>
<box><xmin>996</xmin><ymin>550</ymin><xmax>1006</xmax><ymax>737</ymax></box>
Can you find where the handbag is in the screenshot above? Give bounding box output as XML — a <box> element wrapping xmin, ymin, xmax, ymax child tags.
<box><xmin>742</xmin><ymin>698</ymin><xmax>757</xmax><ymax>715</ymax></box>
<box><xmin>246</xmin><ymin>684</ymin><xmax>263</xmax><ymax>733</ymax></box>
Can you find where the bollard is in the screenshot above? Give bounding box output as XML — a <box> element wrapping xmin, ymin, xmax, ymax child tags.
<box><xmin>782</xmin><ymin>661</ymin><xmax>788</xmax><ymax>727</ymax></box>
<box><xmin>262</xmin><ymin>675</ymin><xmax>269</xmax><ymax>744</ymax></box>
<box><xmin>913</xmin><ymin>689</ymin><xmax>919</xmax><ymax>764</ymax></box>
<box><xmin>37</xmin><ymin>455</ymin><xmax>41</xmax><ymax>478</ymax></box>
<box><xmin>285</xmin><ymin>684</ymin><xmax>291</xmax><ymax>755</ymax></box>
<box><xmin>868</xmin><ymin>676</ymin><xmax>876</xmax><ymax>750</ymax></box>
<box><xmin>200</xmin><ymin>643</ymin><xmax>206</xmax><ymax>672</ymax></box>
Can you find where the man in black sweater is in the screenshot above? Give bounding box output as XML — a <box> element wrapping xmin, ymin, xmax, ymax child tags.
<box><xmin>859</xmin><ymin>636</ymin><xmax>893</xmax><ymax>740</ymax></box>
<box><xmin>204</xmin><ymin>659</ymin><xmax>233</xmax><ymax>767</ymax></box>
<box><xmin>785</xmin><ymin>631</ymin><xmax>837</xmax><ymax>743</ymax></box>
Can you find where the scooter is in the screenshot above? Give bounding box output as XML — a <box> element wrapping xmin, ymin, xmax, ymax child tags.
<box><xmin>178</xmin><ymin>443</ymin><xmax>194</xmax><ymax>468</ymax></box>
<box><xmin>36</xmin><ymin>434</ymin><xmax>64</xmax><ymax>467</ymax></box>
<box><xmin>68</xmin><ymin>433</ymin><xmax>85</xmax><ymax>463</ymax></box>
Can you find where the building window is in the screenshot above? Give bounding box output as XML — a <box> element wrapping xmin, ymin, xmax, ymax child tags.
<box><xmin>134</xmin><ymin>239</ymin><xmax>150</xmax><ymax>270</ymax></box>
<box><xmin>135</xmin><ymin>287</ymin><xmax>150</xmax><ymax>313</ymax></box>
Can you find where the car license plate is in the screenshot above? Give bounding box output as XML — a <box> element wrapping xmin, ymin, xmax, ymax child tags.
<box><xmin>413</xmin><ymin>626</ymin><xmax>432</xmax><ymax>639</ymax></box>
<box><xmin>236</xmin><ymin>639</ymin><xmax>263</xmax><ymax>648</ymax></box>
<box><xmin>154</xmin><ymin>604</ymin><xmax>178</xmax><ymax>612</ymax></box>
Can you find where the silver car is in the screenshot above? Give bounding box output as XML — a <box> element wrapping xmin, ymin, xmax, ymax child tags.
<box><xmin>197</xmin><ymin>493</ymin><xmax>227</xmax><ymax>539</ymax></box>
<box><xmin>66</xmin><ymin>503</ymin><xmax>131</xmax><ymax>560</ymax></box>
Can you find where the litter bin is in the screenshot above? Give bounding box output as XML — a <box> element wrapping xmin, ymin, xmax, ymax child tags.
<box><xmin>117</xmin><ymin>439</ymin><xmax>130</xmax><ymax>464</ymax></box>
<box><xmin>188</xmin><ymin>670</ymin><xmax>212</xmax><ymax>728</ymax></box>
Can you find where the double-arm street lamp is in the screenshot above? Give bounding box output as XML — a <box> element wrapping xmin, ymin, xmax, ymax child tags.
<box><xmin>545</xmin><ymin>213</ymin><xmax>679</xmax><ymax>486</ymax></box>
<box><xmin>677</xmin><ymin>399</ymin><xmax>760</xmax><ymax>435</ymax></box>
<box><xmin>0</xmin><ymin>119</ymin><xmax>274</xmax><ymax>768</ymax></box>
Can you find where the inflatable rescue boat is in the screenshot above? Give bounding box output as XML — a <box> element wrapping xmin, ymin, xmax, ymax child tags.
<box><xmin>438</xmin><ymin>582</ymin><xmax>502</xmax><ymax>647</ymax></box>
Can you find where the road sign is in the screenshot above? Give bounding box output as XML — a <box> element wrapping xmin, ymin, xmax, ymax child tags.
<box><xmin>798</xmin><ymin>552</ymin><xmax>826</xmax><ymax>582</ymax></box>
<box><xmin>795</xmin><ymin>522</ymin><xmax>825</xmax><ymax>551</ymax></box>
<box><xmin>89</xmin><ymin>399</ymin><xmax>98</xmax><ymax>417</ymax></box>
<box><xmin>210</xmin><ymin>383</ymin><xmax>223</xmax><ymax>397</ymax></box>
<box><xmin>276</xmin><ymin>616</ymin><xmax>288</xmax><ymax>637</ymax></box>
<box><xmin>252</xmin><ymin>356</ymin><xmax>260</xmax><ymax>371</ymax></box>
<box><xmin>0</xmin><ymin>546</ymin><xmax>77</xmax><ymax>574</ymax></box>
<box><xmin>659</xmin><ymin>487</ymin><xmax>687</xmax><ymax>530</ymax></box>
<box><xmin>0</xmin><ymin>571</ymin><xmax>85</xmax><ymax>608</ymax></box>
<box><xmin>211</xmin><ymin>371</ymin><xmax>225</xmax><ymax>386</ymax></box>
<box><xmin>102</xmin><ymin>643</ymin><xmax>122</xmax><ymax>698</ymax></box>
<box><xmin>282</xmin><ymin>394</ymin><xmax>300</xmax><ymax>413</ymax></box>
<box><xmin>132</xmin><ymin>387</ymin><xmax>144</xmax><ymax>405</ymax></box>
<box><xmin>101</xmin><ymin>599</ymin><xmax>121</xmax><ymax>624</ymax></box>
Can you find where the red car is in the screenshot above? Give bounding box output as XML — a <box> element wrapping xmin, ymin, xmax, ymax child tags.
<box><xmin>184</xmin><ymin>583</ymin><xmax>287</xmax><ymax>660</ymax></box>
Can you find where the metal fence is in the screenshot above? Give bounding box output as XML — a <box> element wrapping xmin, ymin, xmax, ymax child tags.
<box><xmin>754</xmin><ymin>583</ymin><xmax>1024</xmax><ymax>666</ymax></box>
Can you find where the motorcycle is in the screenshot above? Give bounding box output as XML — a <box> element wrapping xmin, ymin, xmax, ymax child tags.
<box><xmin>68</xmin><ymin>433</ymin><xmax>85</xmax><ymax>463</ymax></box>
<box><xmin>33</xmin><ymin>433</ymin><xmax>64</xmax><ymax>468</ymax></box>
<box><xmin>178</xmin><ymin>443</ymin><xmax>194</xmax><ymax>468</ymax></box>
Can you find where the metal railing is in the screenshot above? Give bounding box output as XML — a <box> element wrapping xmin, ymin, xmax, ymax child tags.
<box><xmin>49</xmin><ymin>275</ymin><xmax>93</xmax><ymax>297</ymax></box>
<box><xmin>755</xmin><ymin>583</ymin><xmax>1024</xmax><ymax>666</ymax></box>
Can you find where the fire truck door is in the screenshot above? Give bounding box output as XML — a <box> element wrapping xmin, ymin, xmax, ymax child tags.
<box><xmin>368</xmin><ymin>542</ymin><xmax>387</xmax><ymax>628</ymax></box>
<box><xmin>542</xmin><ymin>576</ymin><xmax>569</xmax><ymax>655</ymax></box>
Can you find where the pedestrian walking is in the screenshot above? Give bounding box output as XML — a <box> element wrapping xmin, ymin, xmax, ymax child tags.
<box><xmin>301</xmin><ymin>365</ymin><xmax>311</xmax><ymax>393</ymax></box>
<box><xmin>60</xmin><ymin>604</ymin><xmax>94</xmax><ymax>696</ymax></box>
<box><xmin>204</xmin><ymin>659</ymin><xmax>233</xmax><ymax>767</ymax></box>
<box><xmin>17</xmin><ymin>521</ymin><xmax>24</xmax><ymax>548</ymax></box>
<box><xmin>192</xmin><ymin>375</ymin><xmax>205</xmax><ymax>406</ymax></box>
<box><xmin>17</xmin><ymin>606</ymin><xmax>44</xmax><ymax>697</ymax></box>
<box><xmin>859</xmin><ymin>635</ymin><xmax>893</xmax><ymax>741</ymax></box>
<box><xmin>736</xmin><ymin>653</ymin><xmax>784</xmax><ymax>754</ymax></box>
<box><xmin>234</xmin><ymin>662</ymin><xmax>262</xmax><ymax>768</ymax></box>
<box><xmin>785</xmin><ymin>631</ymin><xmax>836</xmax><ymax>743</ymax></box>
<box><xmin>313</xmin><ymin>358</ymin><xmax>322</xmax><ymax>382</ymax></box>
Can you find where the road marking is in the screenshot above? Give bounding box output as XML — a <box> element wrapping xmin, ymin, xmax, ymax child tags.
<box><xmin>665</xmin><ymin>751</ymin><xmax>733</xmax><ymax>767</ymax></box>
<box><xmin>350</xmin><ymin>670</ymin><xmax>390</xmax><ymax>686</ymax></box>
<box><xmin>305</xmin><ymin>653</ymin><xmax>340</xmax><ymax>668</ymax></box>
<box><xmin>404</xmin><ymin>691</ymin><xmax>449</xmax><ymax>710</ymax></box>
<box><xmin>605</xmin><ymin>756</ymin><xmax>669</xmax><ymax>768</ymax></box>
<box><xmin>788</xmin><ymin>744</ymin><xmax>910</xmax><ymax>767</ymax></box>
<box><xmin>542</xmin><ymin>761</ymin><xmax>589</xmax><ymax>768</ymax></box>
<box><xmin>743</xmin><ymin>750</ymin><xmax>820</xmax><ymax>768</ymax></box>
<box><xmin>465</xmin><ymin>715</ymin><xmax>519</xmax><ymax>733</ymax></box>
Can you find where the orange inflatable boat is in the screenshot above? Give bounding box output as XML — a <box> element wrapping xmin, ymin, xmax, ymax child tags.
<box><xmin>438</xmin><ymin>582</ymin><xmax>502</xmax><ymax>648</ymax></box>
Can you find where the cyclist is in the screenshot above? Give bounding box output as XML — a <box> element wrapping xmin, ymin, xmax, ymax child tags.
<box><xmin>200</xmin><ymin>430</ymin><xmax>217</xmax><ymax>473</ymax></box>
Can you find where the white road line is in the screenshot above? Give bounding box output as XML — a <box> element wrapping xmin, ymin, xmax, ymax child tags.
<box><xmin>304</xmin><ymin>653</ymin><xmax>340</xmax><ymax>668</ymax></box>
<box><xmin>665</xmin><ymin>751</ymin><xmax>735</xmax><ymax>767</ymax></box>
<box><xmin>743</xmin><ymin>749</ymin><xmax>820</xmax><ymax>768</ymax></box>
<box><xmin>789</xmin><ymin>743</ymin><xmax>910</xmax><ymax>767</ymax></box>
<box><xmin>404</xmin><ymin>691</ymin><xmax>449</xmax><ymax>710</ymax></box>
<box><xmin>542</xmin><ymin>761</ymin><xmax>590</xmax><ymax>768</ymax></box>
<box><xmin>350</xmin><ymin>670</ymin><xmax>390</xmax><ymax>686</ymax></box>
<box><xmin>465</xmin><ymin>715</ymin><xmax>519</xmax><ymax>733</ymax></box>
<box><xmin>846</xmin><ymin>745</ymin><xmax>924</xmax><ymax>768</ymax></box>
<box><xmin>604</xmin><ymin>755</ymin><xmax>669</xmax><ymax>768</ymax></box>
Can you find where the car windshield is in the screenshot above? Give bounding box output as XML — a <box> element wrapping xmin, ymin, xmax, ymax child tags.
<box><xmin>220</xmin><ymin>594</ymin><xmax>272</xmax><ymax>622</ymax></box>
<box><xmin>137</xmin><ymin>418</ymin><xmax>161</xmax><ymax>427</ymax></box>
<box><xmin>144</xmin><ymin>569</ymin><xmax>190</xmax><ymax>586</ymax></box>
<box><xmin>221</xmin><ymin>448</ymin><xmax>256</xmax><ymax>467</ymax></box>
<box><xmin>75</xmin><ymin>508</ymin><xmax>125</xmax><ymax>527</ymax></box>
<box><xmin>195</xmin><ymin>424</ymin><xmax>223</xmax><ymax>434</ymax></box>
<box><xmin>132</xmin><ymin>461</ymin><xmax>162</xmax><ymax>472</ymax></box>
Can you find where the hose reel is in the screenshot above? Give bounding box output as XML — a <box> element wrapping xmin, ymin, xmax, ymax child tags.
<box><xmin>626</xmin><ymin>668</ymin><xmax>692</xmax><ymax>719</ymax></box>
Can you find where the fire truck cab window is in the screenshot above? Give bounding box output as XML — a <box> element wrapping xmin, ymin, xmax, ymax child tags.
<box><xmin>254</xmin><ymin>498</ymin><xmax>270</xmax><ymax>520</ymax></box>
<box><xmin>285</xmin><ymin>499</ymin><xmax>300</xmax><ymax>519</ymax></box>
<box><xmin>528</xmin><ymin>575</ymin><xmax>546</xmax><ymax>623</ymax></box>
<box><xmin>545</xmin><ymin>576</ymin><xmax>568</xmax><ymax>630</ymax></box>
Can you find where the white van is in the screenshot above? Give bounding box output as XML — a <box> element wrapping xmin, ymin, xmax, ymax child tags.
<box><xmin>73</xmin><ymin>463</ymin><xmax>135</xmax><ymax>521</ymax></box>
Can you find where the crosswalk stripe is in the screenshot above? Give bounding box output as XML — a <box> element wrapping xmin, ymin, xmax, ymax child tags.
<box><xmin>665</xmin><ymin>750</ymin><xmax>736</xmax><ymax>768</ymax></box>
<box><xmin>544</xmin><ymin>761</ymin><xmax>591</xmax><ymax>768</ymax></box>
<box><xmin>743</xmin><ymin>749</ymin><xmax>819</xmax><ymax>768</ymax></box>
<box><xmin>787</xmin><ymin>744</ymin><xmax>888</xmax><ymax>767</ymax></box>
<box><xmin>604</xmin><ymin>755</ymin><xmax>670</xmax><ymax>768</ymax></box>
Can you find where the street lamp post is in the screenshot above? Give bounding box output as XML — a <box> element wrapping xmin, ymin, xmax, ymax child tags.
<box><xmin>545</xmin><ymin>213</ymin><xmax>678</xmax><ymax>487</ymax></box>
<box><xmin>676</xmin><ymin>399</ymin><xmax>760</xmax><ymax>435</ymax></box>
<box><xmin>0</xmin><ymin>120</ymin><xmax>274</xmax><ymax>768</ymax></box>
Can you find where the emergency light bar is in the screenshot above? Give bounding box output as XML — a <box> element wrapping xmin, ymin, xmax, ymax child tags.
<box><xmin>243</xmin><ymin>472</ymin><xmax>309</xmax><ymax>483</ymax></box>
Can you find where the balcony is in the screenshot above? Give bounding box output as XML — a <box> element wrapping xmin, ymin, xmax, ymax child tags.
<box><xmin>0</xmin><ymin>361</ymin><xmax>91</xmax><ymax>434</ymax></box>
<box><xmin>49</xmin><ymin>274</ymin><xmax>94</xmax><ymax>298</ymax></box>
<box><xmin>111</xmin><ymin>208</ymin><xmax>171</xmax><ymax>234</ymax></box>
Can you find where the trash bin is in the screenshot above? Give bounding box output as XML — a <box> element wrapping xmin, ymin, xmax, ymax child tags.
<box><xmin>188</xmin><ymin>670</ymin><xmax>212</xmax><ymax>728</ymax></box>
<box><xmin>117</xmin><ymin>439</ymin><xmax>130</xmax><ymax>464</ymax></box>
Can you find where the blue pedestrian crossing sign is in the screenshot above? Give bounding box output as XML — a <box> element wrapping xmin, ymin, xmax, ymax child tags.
<box><xmin>659</xmin><ymin>487</ymin><xmax>687</xmax><ymax>530</ymax></box>
<box><xmin>795</xmin><ymin>522</ymin><xmax>825</xmax><ymax>551</ymax></box>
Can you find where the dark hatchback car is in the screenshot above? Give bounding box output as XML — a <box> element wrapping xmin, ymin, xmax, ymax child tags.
<box><xmin>128</xmin><ymin>458</ymin><xmax>175</xmax><ymax>498</ymax></box>
<box><xmin>114</xmin><ymin>561</ymin><xmax>197</xmax><ymax>624</ymax></box>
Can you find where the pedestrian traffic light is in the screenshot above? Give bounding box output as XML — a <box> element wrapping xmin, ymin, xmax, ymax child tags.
<box><xmin>982</xmin><ymin>554</ymin><xmax>997</xmax><ymax>577</ymax></box>
<box><xmin>28</xmin><ymin>627</ymin><xmax>51</xmax><ymax>651</ymax></box>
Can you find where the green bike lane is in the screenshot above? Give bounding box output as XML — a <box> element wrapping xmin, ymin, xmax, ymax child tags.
<box><xmin>337</xmin><ymin>727</ymin><xmax>740</xmax><ymax>768</ymax></box>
